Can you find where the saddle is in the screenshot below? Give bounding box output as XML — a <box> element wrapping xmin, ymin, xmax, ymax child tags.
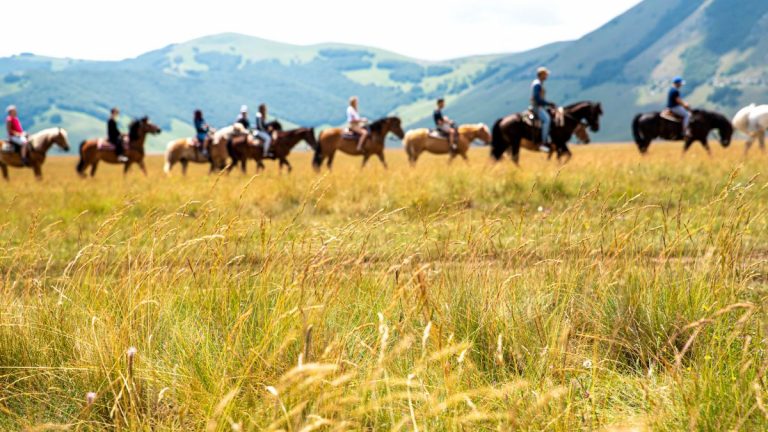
<box><xmin>97</xmin><ymin>136</ymin><xmax>129</xmax><ymax>152</ymax></box>
<box><xmin>428</xmin><ymin>129</ymin><xmax>450</xmax><ymax>140</ymax></box>
<box><xmin>342</xmin><ymin>126</ymin><xmax>371</xmax><ymax>140</ymax></box>
<box><xmin>660</xmin><ymin>109</ymin><xmax>683</xmax><ymax>123</ymax></box>
<box><xmin>1</xmin><ymin>141</ymin><xmax>17</xmax><ymax>153</ymax></box>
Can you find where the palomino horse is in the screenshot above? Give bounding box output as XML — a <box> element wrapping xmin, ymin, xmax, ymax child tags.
<box><xmin>230</xmin><ymin>126</ymin><xmax>317</xmax><ymax>174</ymax></box>
<box><xmin>491</xmin><ymin>101</ymin><xmax>603</xmax><ymax>164</ymax></box>
<box><xmin>0</xmin><ymin>128</ymin><xmax>70</xmax><ymax>180</ymax></box>
<box><xmin>163</xmin><ymin>131</ymin><xmax>222</xmax><ymax>176</ymax></box>
<box><xmin>632</xmin><ymin>109</ymin><xmax>733</xmax><ymax>155</ymax></box>
<box><xmin>403</xmin><ymin>123</ymin><xmax>491</xmax><ymax>166</ymax></box>
<box><xmin>313</xmin><ymin>117</ymin><xmax>404</xmax><ymax>171</ymax></box>
<box><xmin>732</xmin><ymin>104</ymin><xmax>768</xmax><ymax>155</ymax></box>
<box><xmin>77</xmin><ymin>117</ymin><xmax>161</xmax><ymax>177</ymax></box>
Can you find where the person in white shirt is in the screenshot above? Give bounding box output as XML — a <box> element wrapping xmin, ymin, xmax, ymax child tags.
<box><xmin>347</xmin><ymin>96</ymin><xmax>369</xmax><ymax>152</ymax></box>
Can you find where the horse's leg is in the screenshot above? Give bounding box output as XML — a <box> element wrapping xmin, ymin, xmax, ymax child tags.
<box><xmin>0</xmin><ymin>162</ymin><xmax>8</xmax><ymax>180</ymax></box>
<box><xmin>376</xmin><ymin>151</ymin><xmax>388</xmax><ymax>169</ymax></box>
<box><xmin>283</xmin><ymin>159</ymin><xmax>292</xmax><ymax>173</ymax></box>
<box><xmin>257</xmin><ymin>160</ymin><xmax>265</xmax><ymax>173</ymax></box>
<box><xmin>90</xmin><ymin>161</ymin><xmax>98</xmax><ymax>177</ymax></box>
<box><xmin>701</xmin><ymin>139</ymin><xmax>712</xmax><ymax>157</ymax></box>
<box><xmin>181</xmin><ymin>160</ymin><xmax>188</xmax><ymax>176</ymax></box>
<box><xmin>139</xmin><ymin>160</ymin><xmax>148</xmax><ymax>176</ymax></box>
<box><xmin>361</xmin><ymin>154</ymin><xmax>371</xmax><ymax>169</ymax></box>
<box><xmin>682</xmin><ymin>137</ymin><xmax>694</xmax><ymax>155</ymax></box>
<box><xmin>33</xmin><ymin>163</ymin><xmax>42</xmax><ymax>180</ymax></box>
<box><xmin>744</xmin><ymin>135</ymin><xmax>754</xmax><ymax>156</ymax></box>
<box><xmin>123</xmin><ymin>162</ymin><xmax>132</xmax><ymax>175</ymax></box>
<box><xmin>511</xmin><ymin>137</ymin><xmax>521</xmax><ymax>166</ymax></box>
<box><xmin>327</xmin><ymin>151</ymin><xmax>336</xmax><ymax>170</ymax></box>
<box><xmin>759</xmin><ymin>131</ymin><xmax>766</xmax><ymax>153</ymax></box>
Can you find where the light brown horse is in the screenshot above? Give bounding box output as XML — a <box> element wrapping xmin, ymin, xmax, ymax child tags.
<box><xmin>77</xmin><ymin>117</ymin><xmax>161</xmax><ymax>177</ymax></box>
<box><xmin>403</xmin><ymin>123</ymin><xmax>491</xmax><ymax>165</ymax></box>
<box><xmin>163</xmin><ymin>131</ymin><xmax>229</xmax><ymax>176</ymax></box>
<box><xmin>0</xmin><ymin>128</ymin><xmax>70</xmax><ymax>180</ymax></box>
<box><xmin>313</xmin><ymin>117</ymin><xmax>404</xmax><ymax>171</ymax></box>
<box><xmin>229</xmin><ymin>127</ymin><xmax>317</xmax><ymax>174</ymax></box>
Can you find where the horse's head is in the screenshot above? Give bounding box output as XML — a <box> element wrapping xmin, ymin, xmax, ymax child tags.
<box><xmin>130</xmin><ymin>117</ymin><xmax>162</xmax><ymax>141</ymax></box>
<box><xmin>387</xmin><ymin>117</ymin><xmax>405</xmax><ymax>139</ymax></box>
<box><xmin>476</xmin><ymin>123</ymin><xmax>492</xmax><ymax>144</ymax></box>
<box><xmin>268</xmin><ymin>121</ymin><xmax>283</xmax><ymax>133</ymax></box>
<box><xmin>54</xmin><ymin>128</ymin><xmax>70</xmax><ymax>152</ymax></box>
<box><xmin>587</xmin><ymin>102</ymin><xmax>603</xmax><ymax>132</ymax></box>
<box><xmin>718</xmin><ymin>119</ymin><xmax>734</xmax><ymax>148</ymax></box>
<box><xmin>305</xmin><ymin>127</ymin><xmax>318</xmax><ymax>149</ymax></box>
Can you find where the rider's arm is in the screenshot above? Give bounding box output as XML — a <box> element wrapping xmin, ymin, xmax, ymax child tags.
<box><xmin>676</xmin><ymin>97</ymin><xmax>690</xmax><ymax>110</ymax></box>
<box><xmin>6</xmin><ymin>119</ymin><xmax>13</xmax><ymax>137</ymax></box>
<box><xmin>533</xmin><ymin>84</ymin><xmax>551</xmax><ymax>107</ymax></box>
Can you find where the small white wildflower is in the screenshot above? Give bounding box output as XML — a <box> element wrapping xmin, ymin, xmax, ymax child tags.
<box><xmin>583</xmin><ymin>359</ymin><xmax>593</xmax><ymax>370</ymax></box>
<box><xmin>86</xmin><ymin>392</ymin><xmax>97</xmax><ymax>406</ymax></box>
<box><xmin>538</xmin><ymin>206</ymin><xmax>544</xmax><ymax>213</ymax></box>
<box><xmin>265</xmin><ymin>386</ymin><xmax>279</xmax><ymax>397</ymax></box>
<box><xmin>126</xmin><ymin>346</ymin><xmax>138</xmax><ymax>359</ymax></box>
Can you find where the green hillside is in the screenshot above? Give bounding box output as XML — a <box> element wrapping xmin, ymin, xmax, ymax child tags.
<box><xmin>1</xmin><ymin>0</ymin><xmax>767</xmax><ymax>148</ymax></box>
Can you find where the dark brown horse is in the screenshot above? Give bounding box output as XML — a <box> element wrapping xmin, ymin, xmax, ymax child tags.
<box><xmin>229</xmin><ymin>126</ymin><xmax>318</xmax><ymax>173</ymax></box>
<box><xmin>632</xmin><ymin>109</ymin><xmax>733</xmax><ymax>155</ymax></box>
<box><xmin>313</xmin><ymin>117</ymin><xmax>404</xmax><ymax>171</ymax></box>
<box><xmin>491</xmin><ymin>101</ymin><xmax>603</xmax><ymax>164</ymax></box>
<box><xmin>0</xmin><ymin>128</ymin><xmax>70</xmax><ymax>180</ymax></box>
<box><xmin>77</xmin><ymin>117</ymin><xmax>162</xmax><ymax>177</ymax></box>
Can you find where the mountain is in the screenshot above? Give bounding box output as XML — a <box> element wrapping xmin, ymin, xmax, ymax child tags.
<box><xmin>1</xmin><ymin>0</ymin><xmax>767</xmax><ymax>150</ymax></box>
<box><xmin>446</xmin><ymin>0</ymin><xmax>768</xmax><ymax>139</ymax></box>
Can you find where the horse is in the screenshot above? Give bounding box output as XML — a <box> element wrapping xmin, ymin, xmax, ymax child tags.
<box><xmin>0</xmin><ymin>128</ymin><xmax>70</xmax><ymax>180</ymax></box>
<box><xmin>77</xmin><ymin>117</ymin><xmax>162</xmax><ymax>177</ymax></box>
<box><xmin>403</xmin><ymin>123</ymin><xmax>491</xmax><ymax>166</ymax></box>
<box><xmin>313</xmin><ymin>117</ymin><xmax>405</xmax><ymax>171</ymax></box>
<box><xmin>163</xmin><ymin>131</ymin><xmax>225</xmax><ymax>176</ymax></box>
<box><xmin>229</xmin><ymin>125</ymin><xmax>317</xmax><ymax>174</ymax></box>
<box><xmin>491</xmin><ymin>101</ymin><xmax>603</xmax><ymax>164</ymax></box>
<box><xmin>732</xmin><ymin>104</ymin><xmax>768</xmax><ymax>155</ymax></box>
<box><xmin>632</xmin><ymin>109</ymin><xmax>733</xmax><ymax>155</ymax></box>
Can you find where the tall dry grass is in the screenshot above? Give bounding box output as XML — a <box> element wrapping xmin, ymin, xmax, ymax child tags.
<box><xmin>0</xmin><ymin>143</ymin><xmax>766</xmax><ymax>431</ymax></box>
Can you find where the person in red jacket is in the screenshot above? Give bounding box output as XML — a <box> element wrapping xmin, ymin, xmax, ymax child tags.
<box><xmin>5</xmin><ymin>105</ymin><xmax>29</xmax><ymax>165</ymax></box>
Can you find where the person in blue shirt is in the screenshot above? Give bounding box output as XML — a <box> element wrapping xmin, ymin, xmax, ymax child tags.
<box><xmin>667</xmin><ymin>76</ymin><xmax>691</xmax><ymax>135</ymax></box>
<box><xmin>531</xmin><ymin>67</ymin><xmax>555</xmax><ymax>146</ymax></box>
<box><xmin>433</xmin><ymin>98</ymin><xmax>457</xmax><ymax>152</ymax></box>
<box><xmin>194</xmin><ymin>110</ymin><xmax>210</xmax><ymax>158</ymax></box>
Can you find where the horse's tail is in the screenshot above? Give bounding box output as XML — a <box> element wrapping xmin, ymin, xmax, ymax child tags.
<box><xmin>163</xmin><ymin>142</ymin><xmax>174</xmax><ymax>175</ymax></box>
<box><xmin>632</xmin><ymin>114</ymin><xmax>644</xmax><ymax>145</ymax></box>
<box><xmin>312</xmin><ymin>131</ymin><xmax>324</xmax><ymax>170</ymax></box>
<box><xmin>76</xmin><ymin>140</ymin><xmax>87</xmax><ymax>173</ymax></box>
<box><xmin>491</xmin><ymin>118</ymin><xmax>505</xmax><ymax>161</ymax></box>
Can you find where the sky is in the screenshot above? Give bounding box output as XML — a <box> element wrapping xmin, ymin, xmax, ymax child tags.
<box><xmin>2</xmin><ymin>0</ymin><xmax>642</xmax><ymax>61</ymax></box>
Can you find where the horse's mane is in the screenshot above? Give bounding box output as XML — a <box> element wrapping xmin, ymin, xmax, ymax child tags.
<box><xmin>369</xmin><ymin>117</ymin><xmax>398</xmax><ymax>133</ymax></box>
<box><xmin>129</xmin><ymin>117</ymin><xmax>147</xmax><ymax>141</ymax></box>
<box><xmin>693</xmin><ymin>109</ymin><xmax>732</xmax><ymax>130</ymax></box>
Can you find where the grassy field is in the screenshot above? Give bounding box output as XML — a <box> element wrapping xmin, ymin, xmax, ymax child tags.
<box><xmin>1</xmin><ymin>142</ymin><xmax>767</xmax><ymax>431</ymax></box>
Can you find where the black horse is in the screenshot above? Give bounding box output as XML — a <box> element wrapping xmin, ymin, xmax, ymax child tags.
<box><xmin>632</xmin><ymin>109</ymin><xmax>733</xmax><ymax>154</ymax></box>
<box><xmin>491</xmin><ymin>101</ymin><xmax>603</xmax><ymax>164</ymax></box>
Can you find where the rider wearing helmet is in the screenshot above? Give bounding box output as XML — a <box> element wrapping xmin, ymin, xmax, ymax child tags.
<box><xmin>5</xmin><ymin>105</ymin><xmax>29</xmax><ymax>165</ymax></box>
<box><xmin>668</xmin><ymin>76</ymin><xmax>691</xmax><ymax>135</ymax></box>
<box><xmin>434</xmin><ymin>98</ymin><xmax>457</xmax><ymax>152</ymax></box>
<box><xmin>254</xmin><ymin>104</ymin><xmax>274</xmax><ymax>157</ymax></box>
<box><xmin>531</xmin><ymin>67</ymin><xmax>555</xmax><ymax>147</ymax></box>
<box><xmin>347</xmin><ymin>96</ymin><xmax>369</xmax><ymax>152</ymax></box>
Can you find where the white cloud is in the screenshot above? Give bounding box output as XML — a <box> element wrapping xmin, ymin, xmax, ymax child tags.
<box><xmin>2</xmin><ymin>0</ymin><xmax>642</xmax><ymax>61</ymax></box>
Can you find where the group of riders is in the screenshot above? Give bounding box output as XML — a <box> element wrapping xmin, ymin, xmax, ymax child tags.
<box><xmin>4</xmin><ymin>66</ymin><xmax>697</xmax><ymax>165</ymax></box>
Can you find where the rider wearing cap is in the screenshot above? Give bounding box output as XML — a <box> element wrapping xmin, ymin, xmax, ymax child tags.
<box><xmin>254</xmin><ymin>104</ymin><xmax>274</xmax><ymax>157</ymax></box>
<box><xmin>5</xmin><ymin>105</ymin><xmax>29</xmax><ymax>165</ymax></box>
<box><xmin>434</xmin><ymin>98</ymin><xmax>457</xmax><ymax>152</ymax></box>
<box><xmin>236</xmin><ymin>105</ymin><xmax>250</xmax><ymax>130</ymax></box>
<box><xmin>668</xmin><ymin>76</ymin><xmax>691</xmax><ymax>135</ymax></box>
<box><xmin>531</xmin><ymin>67</ymin><xmax>555</xmax><ymax>146</ymax></box>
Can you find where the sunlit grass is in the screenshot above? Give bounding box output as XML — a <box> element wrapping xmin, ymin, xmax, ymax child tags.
<box><xmin>1</xmin><ymin>142</ymin><xmax>767</xmax><ymax>431</ymax></box>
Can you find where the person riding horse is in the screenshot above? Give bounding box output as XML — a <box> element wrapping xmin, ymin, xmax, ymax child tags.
<box><xmin>434</xmin><ymin>98</ymin><xmax>457</xmax><ymax>153</ymax></box>
<box><xmin>107</xmin><ymin>108</ymin><xmax>129</xmax><ymax>163</ymax></box>
<box><xmin>667</xmin><ymin>76</ymin><xmax>691</xmax><ymax>137</ymax></box>
<box><xmin>531</xmin><ymin>67</ymin><xmax>556</xmax><ymax>148</ymax></box>
<box><xmin>254</xmin><ymin>104</ymin><xmax>275</xmax><ymax>158</ymax></box>
<box><xmin>347</xmin><ymin>96</ymin><xmax>369</xmax><ymax>152</ymax></box>
<box><xmin>194</xmin><ymin>110</ymin><xmax>211</xmax><ymax>159</ymax></box>
<box><xmin>236</xmin><ymin>105</ymin><xmax>250</xmax><ymax>130</ymax></box>
<box><xmin>5</xmin><ymin>105</ymin><xmax>29</xmax><ymax>166</ymax></box>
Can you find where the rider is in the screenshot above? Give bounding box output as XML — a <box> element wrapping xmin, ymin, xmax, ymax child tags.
<box><xmin>5</xmin><ymin>105</ymin><xmax>29</xmax><ymax>165</ymax></box>
<box><xmin>531</xmin><ymin>67</ymin><xmax>555</xmax><ymax>147</ymax></box>
<box><xmin>347</xmin><ymin>96</ymin><xmax>369</xmax><ymax>152</ymax></box>
<box><xmin>254</xmin><ymin>103</ymin><xmax>274</xmax><ymax>157</ymax></box>
<box><xmin>668</xmin><ymin>76</ymin><xmax>691</xmax><ymax>136</ymax></box>
<box><xmin>194</xmin><ymin>110</ymin><xmax>210</xmax><ymax>158</ymax></box>
<box><xmin>236</xmin><ymin>105</ymin><xmax>250</xmax><ymax>130</ymax></box>
<box><xmin>108</xmin><ymin>108</ymin><xmax>129</xmax><ymax>163</ymax></box>
<box><xmin>434</xmin><ymin>98</ymin><xmax>457</xmax><ymax>152</ymax></box>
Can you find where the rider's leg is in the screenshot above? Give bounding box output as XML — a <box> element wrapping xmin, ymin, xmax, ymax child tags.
<box><xmin>450</xmin><ymin>128</ymin><xmax>457</xmax><ymax>151</ymax></box>
<box><xmin>354</xmin><ymin>127</ymin><xmax>368</xmax><ymax>152</ymax></box>
<box><xmin>539</xmin><ymin>107</ymin><xmax>551</xmax><ymax>144</ymax></box>
<box><xmin>260</xmin><ymin>131</ymin><xmax>272</xmax><ymax>156</ymax></box>
<box><xmin>671</xmin><ymin>106</ymin><xmax>690</xmax><ymax>136</ymax></box>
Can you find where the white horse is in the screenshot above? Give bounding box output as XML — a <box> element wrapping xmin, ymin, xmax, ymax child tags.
<box><xmin>732</xmin><ymin>104</ymin><xmax>768</xmax><ymax>155</ymax></box>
